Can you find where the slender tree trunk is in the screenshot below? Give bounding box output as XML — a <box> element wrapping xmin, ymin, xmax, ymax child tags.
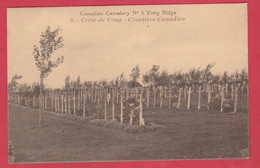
<box><xmin>120</xmin><ymin>96</ymin><xmax>123</xmax><ymax>124</ymax></box>
<box><xmin>233</xmin><ymin>87</ymin><xmax>238</xmax><ymax>114</ymax></box>
<box><xmin>39</xmin><ymin>75</ymin><xmax>43</xmax><ymax>127</ymax></box>
<box><xmin>198</xmin><ymin>86</ymin><xmax>201</xmax><ymax>110</ymax></box>
<box><xmin>220</xmin><ymin>86</ymin><xmax>224</xmax><ymax>112</ymax></box>
<box><xmin>177</xmin><ymin>87</ymin><xmax>182</xmax><ymax>109</ymax></box>
<box><xmin>83</xmin><ymin>92</ymin><xmax>86</xmax><ymax>117</ymax></box>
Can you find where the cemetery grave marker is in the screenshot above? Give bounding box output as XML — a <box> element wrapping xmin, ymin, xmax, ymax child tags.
<box><xmin>187</xmin><ymin>86</ymin><xmax>193</xmax><ymax>110</ymax></box>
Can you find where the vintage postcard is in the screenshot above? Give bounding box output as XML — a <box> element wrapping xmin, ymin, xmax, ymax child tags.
<box><xmin>7</xmin><ymin>3</ymin><xmax>248</xmax><ymax>163</ymax></box>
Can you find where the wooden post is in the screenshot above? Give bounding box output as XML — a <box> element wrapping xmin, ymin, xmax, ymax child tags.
<box><xmin>225</xmin><ymin>83</ymin><xmax>228</xmax><ymax>96</ymax></box>
<box><xmin>231</xmin><ymin>84</ymin><xmax>234</xmax><ymax>100</ymax></box>
<box><xmin>220</xmin><ymin>86</ymin><xmax>224</xmax><ymax>112</ymax></box>
<box><xmin>98</xmin><ymin>89</ymin><xmax>102</xmax><ymax>103</ymax></box>
<box><xmin>104</xmin><ymin>97</ymin><xmax>107</xmax><ymax>120</ymax></box>
<box><xmin>77</xmin><ymin>92</ymin><xmax>80</xmax><ymax>111</ymax></box>
<box><xmin>247</xmin><ymin>84</ymin><xmax>249</xmax><ymax>95</ymax></box>
<box><xmin>204</xmin><ymin>83</ymin><xmax>207</xmax><ymax>92</ymax></box>
<box><xmin>160</xmin><ymin>86</ymin><xmax>163</xmax><ymax>108</ymax></box>
<box><xmin>168</xmin><ymin>87</ymin><xmax>172</xmax><ymax>109</ymax></box>
<box><xmin>27</xmin><ymin>96</ymin><xmax>30</xmax><ymax>108</ymax></box>
<box><xmin>73</xmin><ymin>92</ymin><xmax>76</xmax><ymax>116</ymax></box>
<box><xmin>61</xmin><ymin>93</ymin><xmax>64</xmax><ymax>114</ymax></box>
<box><xmin>44</xmin><ymin>95</ymin><xmax>47</xmax><ymax>110</ymax></box>
<box><xmin>130</xmin><ymin>109</ymin><xmax>134</xmax><ymax>125</ymax></box>
<box><xmin>184</xmin><ymin>86</ymin><xmax>187</xmax><ymax>99</ymax></box>
<box><xmin>18</xmin><ymin>94</ymin><xmax>20</xmax><ymax>104</ymax></box>
<box><xmin>64</xmin><ymin>92</ymin><xmax>67</xmax><ymax>114</ymax></box>
<box><xmin>57</xmin><ymin>94</ymin><xmax>60</xmax><ymax>113</ymax></box>
<box><xmin>241</xmin><ymin>85</ymin><xmax>244</xmax><ymax>93</ymax></box>
<box><xmin>153</xmin><ymin>87</ymin><xmax>156</xmax><ymax>107</ymax></box>
<box><xmin>92</xmin><ymin>89</ymin><xmax>94</xmax><ymax>103</ymax></box>
<box><xmin>96</xmin><ymin>90</ymin><xmax>100</xmax><ymax>119</ymax></box>
<box><xmin>80</xmin><ymin>90</ymin><xmax>83</xmax><ymax>101</ymax></box>
<box><xmin>164</xmin><ymin>86</ymin><xmax>167</xmax><ymax>98</ymax></box>
<box><xmin>51</xmin><ymin>93</ymin><xmax>54</xmax><ymax>111</ymax></box>
<box><xmin>87</xmin><ymin>90</ymin><xmax>90</xmax><ymax>102</ymax></box>
<box><xmin>38</xmin><ymin>96</ymin><xmax>41</xmax><ymax>109</ymax></box>
<box><xmin>120</xmin><ymin>91</ymin><xmax>124</xmax><ymax>124</ymax></box>
<box><xmin>207</xmin><ymin>84</ymin><xmax>212</xmax><ymax>110</ymax></box>
<box><xmin>126</xmin><ymin>89</ymin><xmax>129</xmax><ymax>101</ymax></box>
<box><xmin>38</xmin><ymin>94</ymin><xmax>42</xmax><ymax>127</ymax></box>
<box><xmin>116</xmin><ymin>89</ymin><xmax>119</xmax><ymax>104</ymax></box>
<box><xmin>146</xmin><ymin>88</ymin><xmax>150</xmax><ymax>107</ymax></box>
<box><xmin>95</xmin><ymin>88</ymin><xmax>97</xmax><ymax>102</ymax></box>
<box><xmin>198</xmin><ymin>86</ymin><xmax>201</xmax><ymax>110</ymax></box>
<box><xmin>83</xmin><ymin>92</ymin><xmax>86</xmax><ymax>117</ymax></box>
<box><xmin>54</xmin><ymin>94</ymin><xmax>57</xmax><ymax>112</ymax></box>
<box><xmin>135</xmin><ymin>88</ymin><xmax>138</xmax><ymax>101</ymax></box>
<box><xmin>177</xmin><ymin>87</ymin><xmax>182</xmax><ymax>109</ymax></box>
<box><xmin>233</xmin><ymin>86</ymin><xmax>238</xmax><ymax>113</ymax></box>
<box><xmin>33</xmin><ymin>96</ymin><xmax>36</xmax><ymax>108</ymax></box>
<box><xmin>187</xmin><ymin>86</ymin><xmax>192</xmax><ymax>110</ymax></box>
<box><xmin>139</xmin><ymin>92</ymin><xmax>145</xmax><ymax>126</ymax></box>
<box><xmin>68</xmin><ymin>95</ymin><xmax>71</xmax><ymax>115</ymax></box>
<box><xmin>112</xmin><ymin>89</ymin><xmax>115</xmax><ymax>120</ymax></box>
<box><xmin>90</xmin><ymin>89</ymin><xmax>92</xmax><ymax>102</ymax></box>
<box><xmin>23</xmin><ymin>96</ymin><xmax>27</xmax><ymax>106</ymax></box>
<box><xmin>26</xmin><ymin>96</ymin><xmax>28</xmax><ymax>107</ymax></box>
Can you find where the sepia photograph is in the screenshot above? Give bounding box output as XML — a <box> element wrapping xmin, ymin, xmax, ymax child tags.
<box><xmin>7</xmin><ymin>3</ymin><xmax>248</xmax><ymax>163</ymax></box>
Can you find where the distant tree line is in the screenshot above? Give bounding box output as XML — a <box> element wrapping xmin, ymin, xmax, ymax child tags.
<box><xmin>8</xmin><ymin>62</ymin><xmax>248</xmax><ymax>95</ymax></box>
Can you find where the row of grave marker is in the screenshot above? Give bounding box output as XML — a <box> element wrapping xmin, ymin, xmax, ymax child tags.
<box><xmin>9</xmin><ymin>83</ymin><xmax>246</xmax><ymax>119</ymax></box>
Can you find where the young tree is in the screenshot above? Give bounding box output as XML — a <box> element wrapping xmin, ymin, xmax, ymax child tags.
<box><xmin>149</xmin><ymin>65</ymin><xmax>160</xmax><ymax>86</ymax></box>
<box><xmin>221</xmin><ymin>71</ymin><xmax>229</xmax><ymax>84</ymax></box>
<box><xmin>114</xmin><ymin>72</ymin><xmax>126</xmax><ymax>88</ymax></box>
<box><xmin>142</xmin><ymin>73</ymin><xmax>150</xmax><ymax>86</ymax></box>
<box><xmin>202</xmin><ymin>63</ymin><xmax>215</xmax><ymax>83</ymax></box>
<box><xmin>84</xmin><ymin>81</ymin><xmax>93</xmax><ymax>88</ymax></box>
<box><xmin>18</xmin><ymin>83</ymin><xmax>31</xmax><ymax>93</ymax></box>
<box><xmin>188</xmin><ymin>67</ymin><xmax>202</xmax><ymax>85</ymax></box>
<box><xmin>8</xmin><ymin>74</ymin><xmax>22</xmax><ymax>93</ymax></box>
<box><xmin>129</xmin><ymin>64</ymin><xmax>141</xmax><ymax>83</ymax></box>
<box><xmin>65</xmin><ymin>75</ymin><xmax>70</xmax><ymax>89</ymax></box>
<box><xmin>240</xmin><ymin>69</ymin><xmax>248</xmax><ymax>85</ymax></box>
<box><xmin>75</xmin><ymin>76</ymin><xmax>82</xmax><ymax>89</ymax></box>
<box><xmin>158</xmin><ymin>70</ymin><xmax>170</xmax><ymax>86</ymax></box>
<box><xmin>32</xmin><ymin>82</ymin><xmax>41</xmax><ymax>96</ymax></box>
<box><xmin>142</xmin><ymin>65</ymin><xmax>160</xmax><ymax>86</ymax></box>
<box><xmin>33</xmin><ymin>26</ymin><xmax>64</xmax><ymax>126</ymax></box>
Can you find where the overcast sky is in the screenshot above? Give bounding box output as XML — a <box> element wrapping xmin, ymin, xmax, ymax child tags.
<box><xmin>7</xmin><ymin>3</ymin><xmax>248</xmax><ymax>88</ymax></box>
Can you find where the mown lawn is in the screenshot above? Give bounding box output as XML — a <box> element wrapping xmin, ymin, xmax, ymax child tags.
<box><xmin>8</xmin><ymin>103</ymin><xmax>248</xmax><ymax>163</ymax></box>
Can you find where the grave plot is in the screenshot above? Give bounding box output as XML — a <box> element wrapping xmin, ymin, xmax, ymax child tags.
<box><xmin>8</xmin><ymin>82</ymin><xmax>248</xmax><ymax>134</ymax></box>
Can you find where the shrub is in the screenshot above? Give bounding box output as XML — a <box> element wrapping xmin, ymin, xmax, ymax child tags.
<box><xmin>209</xmin><ymin>94</ymin><xmax>234</xmax><ymax>112</ymax></box>
<box><xmin>8</xmin><ymin>140</ymin><xmax>14</xmax><ymax>155</ymax></box>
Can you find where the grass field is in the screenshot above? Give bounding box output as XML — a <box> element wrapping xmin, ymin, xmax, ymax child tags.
<box><xmin>8</xmin><ymin>103</ymin><xmax>248</xmax><ymax>163</ymax></box>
